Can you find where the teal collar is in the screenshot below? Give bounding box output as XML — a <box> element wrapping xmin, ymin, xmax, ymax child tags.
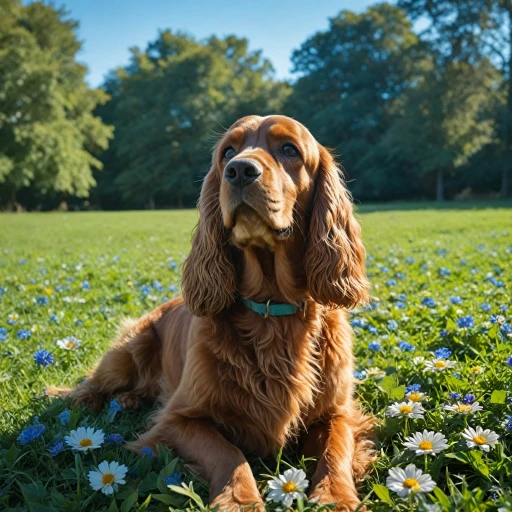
<box><xmin>239</xmin><ymin>297</ymin><xmax>304</xmax><ymax>318</ymax></box>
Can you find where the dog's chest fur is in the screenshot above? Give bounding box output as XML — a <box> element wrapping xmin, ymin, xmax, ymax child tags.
<box><xmin>204</xmin><ymin>314</ymin><xmax>324</xmax><ymax>455</ymax></box>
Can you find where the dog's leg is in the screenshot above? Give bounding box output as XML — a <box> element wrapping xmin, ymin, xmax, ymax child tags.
<box><xmin>49</xmin><ymin>317</ymin><xmax>163</xmax><ymax>413</ymax></box>
<box><xmin>128</xmin><ymin>408</ymin><xmax>264</xmax><ymax>511</ymax></box>
<box><xmin>303</xmin><ymin>410</ymin><xmax>375</xmax><ymax>512</ymax></box>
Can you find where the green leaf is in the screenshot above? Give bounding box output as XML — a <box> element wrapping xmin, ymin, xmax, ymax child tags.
<box><xmin>446</xmin><ymin>318</ymin><xmax>457</xmax><ymax>331</ymax></box>
<box><xmin>136</xmin><ymin>495</ymin><xmax>152</xmax><ymax>512</ymax></box>
<box><xmin>490</xmin><ymin>390</ymin><xmax>507</xmax><ymax>404</ymax></box>
<box><xmin>372</xmin><ymin>484</ymin><xmax>393</xmax><ymax>505</ymax></box>
<box><xmin>433</xmin><ymin>487</ymin><xmax>451</xmax><ymax>508</ymax></box>
<box><xmin>120</xmin><ymin>490</ymin><xmax>139</xmax><ymax>512</ymax></box>
<box><xmin>381</xmin><ymin>375</ymin><xmax>395</xmax><ymax>393</ymax></box>
<box><xmin>152</xmin><ymin>494</ymin><xmax>183</xmax><ymax>506</ymax></box>
<box><xmin>444</xmin><ymin>375</ymin><xmax>461</xmax><ymax>391</ymax></box>
<box><xmin>390</xmin><ymin>385</ymin><xmax>405</xmax><ymax>399</ymax></box>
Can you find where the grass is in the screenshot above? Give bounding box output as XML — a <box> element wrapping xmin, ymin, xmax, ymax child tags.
<box><xmin>0</xmin><ymin>207</ymin><xmax>511</xmax><ymax>511</ymax></box>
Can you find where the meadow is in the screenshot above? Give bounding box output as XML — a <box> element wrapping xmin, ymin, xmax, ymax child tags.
<box><xmin>0</xmin><ymin>205</ymin><xmax>511</xmax><ymax>511</ymax></box>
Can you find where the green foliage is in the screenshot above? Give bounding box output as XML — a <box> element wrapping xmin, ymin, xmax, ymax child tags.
<box><xmin>0</xmin><ymin>0</ymin><xmax>113</xmax><ymax>208</ymax></box>
<box><xmin>95</xmin><ymin>31</ymin><xmax>290</xmax><ymax>209</ymax></box>
<box><xmin>1</xmin><ymin>206</ymin><xmax>512</xmax><ymax>510</ymax></box>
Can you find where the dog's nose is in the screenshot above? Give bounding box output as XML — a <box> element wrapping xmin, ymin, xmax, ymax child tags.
<box><xmin>224</xmin><ymin>158</ymin><xmax>262</xmax><ymax>188</ymax></box>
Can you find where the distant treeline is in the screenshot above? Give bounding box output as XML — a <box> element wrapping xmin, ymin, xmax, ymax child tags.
<box><xmin>1</xmin><ymin>0</ymin><xmax>511</xmax><ymax>210</ymax></box>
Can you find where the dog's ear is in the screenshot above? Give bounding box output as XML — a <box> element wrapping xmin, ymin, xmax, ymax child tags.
<box><xmin>304</xmin><ymin>146</ymin><xmax>369</xmax><ymax>309</ymax></box>
<box><xmin>181</xmin><ymin>163</ymin><xmax>236</xmax><ymax>317</ymax></box>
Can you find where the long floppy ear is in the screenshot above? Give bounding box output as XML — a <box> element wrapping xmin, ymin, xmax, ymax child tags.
<box><xmin>305</xmin><ymin>146</ymin><xmax>370</xmax><ymax>309</ymax></box>
<box><xmin>181</xmin><ymin>166</ymin><xmax>236</xmax><ymax>317</ymax></box>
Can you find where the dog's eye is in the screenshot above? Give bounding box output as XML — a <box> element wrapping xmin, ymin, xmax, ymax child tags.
<box><xmin>223</xmin><ymin>147</ymin><xmax>236</xmax><ymax>160</ymax></box>
<box><xmin>281</xmin><ymin>144</ymin><xmax>299</xmax><ymax>158</ymax></box>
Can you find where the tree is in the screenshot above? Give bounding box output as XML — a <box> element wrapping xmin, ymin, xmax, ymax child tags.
<box><xmin>286</xmin><ymin>4</ymin><xmax>428</xmax><ymax>201</ymax></box>
<box><xmin>398</xmin><ymin>0</ymin><xmax>512</xmax><ymax>197</ymax></box>
<box><xmin>0</xmin><ymin>0</ymin><xmax>113</xmax><ymax>209</ymax></box>
<box><xmin>381</xmin><ymin>59</ymin><xmax>502</xmax><ymax>200</ymax></box>
<box><xmin>96</xmin><ymin>32</ymin><xmax>290</xmax><ymax>209</ymax></box>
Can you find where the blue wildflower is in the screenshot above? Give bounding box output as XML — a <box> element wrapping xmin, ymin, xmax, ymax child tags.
<box><xmin>49</xmin><ymin>314</ymin><xmax>58</xmax><ymax>322</ymax></box>
<box><xmin>169</xmin><ymin>285</ymin><xmax>177</xmax><ymax>292</ymax></box>
<box><xmin>398</xmin><ymin>293</ymin><xmax>407</xmax><ymax>301</ymax></box>
<box><xmin>368</xmin><ymin>341</ymin><xmax>381</xmax><ymax>352</ymax></box>
<box><xmin>396</xmin><ymin>272</ymin><xmax>406</xmax><ymax>280</ymax></box>
<box><xmin>152</xmin><ymin>280</ymin><xmax>164</xmax><ymax>291</ymax></box>
<box><xmin>439</xmin><ymin>267</ymin><xmax>451</xmax><ymax>276</ymax></box>
<box><xmin>395</xmin><ymin>301</ymin><xmax>406</xmax><ymax>309</ymax></box>
<box><xmin>386</xmin><ymin>279</ymin><xmax>397</xmax><ymax>287</ymax></box>
<box><xmin>505</xmin><ymin>356</ymin><xmax>512</xmax><ymax>367</ymax></box>
<box><xmin>501</xmin><ymin>324</ymin><xmax>512</xmax><ymax>336</ymax></box>
<box><xmin>141</xmin><ymin>447</ymin><xmax>154</xmax><ymax>458</ymax></box>
<box><xmin>17</xmin><ymin>424</ymin><xmax>45</xmax><ymax>445</ymax></box>
<box><xmin>437</xmin><ymin>249</ymin><xmax>447</xmax><ymax>256</ymax></box>
<box><xmin>109</xmin><ymin>398</ymin><xmax>122</xmax><ymax>412</ymax></box>
<box><xmin>398</xmin><ymin>341</ymin><xmax>415</xmax><ymax>352</ymax></box>
<box><xmin>354</xmin><ymin>370</ymin><xmax>366</xmax><ymax>380</ymax></box>
<box><xmin>368</xmin><ymin>325</ymin><xmax>378</xmax><ymax>335</ymax></box>
<box><xmin>17</xmin><ymin>329</ymin><xmax>31</xmax><ymax>340</ymax></box>
<box><xmin>480</xmin><ymin>303</ymin><xmax>491</xmax><ymax>312</ymax></box>
<box><xmin>169</xmin><ymin>261</ymin><xmax>178</xmax><ymax>270</ymax></box>
<box><xmin>387</xmin><ymin>320</ymin><xmax>398</xmax><ymax>331</ymax></box>
<box><xmin>435</xmin><ymin>347</ymin><xmax>452</xmax><ymax>359</ymax></box>
<box><xmin>405</xmin><ymin>384</ymin><xmax>421</xmax><ymax>393</ymax></box>
<box><xmin>462</xmin><ymin>394</ymin><xmax>475</xmax><ymax>404</ymax></box>
<box><xmin>503</xmin><ymin>416</ymin><xmax>512</xmax><ymax>433</ymax></box>
<box><xmin>440</xmin><ymin>329</ymin><xmax>448</xmax><ymax>337</ymax></box>
<box><xmin>452</xmin><ymin>372</ymin><xmax>461</xmax><ymax>379</ymax></box>
<box><xmin>36</xmin><ymin>296</ymin><xmax>48</xmax><ymax>306</ymax></box>
<box><xmin>57</xmin><ymin>409</ymin><xmax>71</xmax><ymax>426</ymax></box>
<box><xmin>33</xmin><ymin>350</ymin><xmax>54</xmax><ymax>368</ymax></box>
<box><xmin>449</xmin><ymin>296</ymin><xmax>463</xmax><ymax>305</ymax></box>
<box><xmin>105</xmin><ymin>433</ymin><xmax>125</xmax><ymax>445</ymax></box>
<box><xmin>351</xmin><ymin>318</ymin><xmax>366</xmax><ymax>329</ymax></box>
<box><xmin>421</xmin><ymin>297</ymin><xmax>435</xmax><ymax>308</ymax></box>
<box><xmin>81</xmin><ymin>280</ymin><xmax>90</xmax><ymax>290</ymax></box>
<box><xmin>404</xmin><ymin>257</ymin><xmax>415</xmax><ymax>264</ymax></box>
<box><xmin>164</xmin><ymin>473</ymin><xmax>183</xmax><ymax>486</ymax></box>
<box><xmin>500</xmin><ymin>305</ymin><xmax>508</xmax><ymax>313</ymax></box>
<box><xmin>448</xmin><ymin>392</ymin><xmax>461</xmax><ymax>400</ymax></box>
<box><xmin>49</xmin><ymin>441</ymin><xmax>63</xmax><ymax>457</ymax></box>
<box><xmin>457</xmin><ymin>316</ymin><xmax>474</xmax><ymax>329</ymax></box>
<box><xmin>490</xmin><ymin>315</ymin><xmax>500</xmax><ymax>324</ymax></box>
<box><xmin>0</xmin><ymin>287</ymin><xmax>6</xmax><ymax>294</ymax></box>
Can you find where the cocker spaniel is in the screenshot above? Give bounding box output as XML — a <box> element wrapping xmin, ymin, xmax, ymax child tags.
<box><xmin>61</xmin><ymin>115</ymin><xmax>375</xmax><ymax>511</ymax></box>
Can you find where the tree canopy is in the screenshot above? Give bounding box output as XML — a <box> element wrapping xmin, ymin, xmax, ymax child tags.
<box><xmin>0</xmin><ymin>1</ymin><xmax>510</xmax><ymax>209</ymax></box>
<box><xmin>0</xmin><ymin>0</ymin><xmax>113</xmax><ymax>209</ymax></box>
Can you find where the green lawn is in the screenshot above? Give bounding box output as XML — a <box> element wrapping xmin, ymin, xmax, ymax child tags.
<box><xmin>0</xmin><ymin>207</ymin><xmax>511</xmax><ymax>511</ymax></box>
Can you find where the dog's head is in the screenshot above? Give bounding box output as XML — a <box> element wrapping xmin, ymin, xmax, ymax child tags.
<box><xmin>182</xmin><ymin>115</ymin><xmax>369</xmax><ymax>316</ymax></box>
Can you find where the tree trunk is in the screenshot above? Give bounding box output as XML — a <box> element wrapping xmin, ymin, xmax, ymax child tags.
<box><xmin>502</xmin><ymin>6</ymin><xmax>512</xmax><ymax>198</ymax></box>
<box><xmin>148</xmin><ymin>196</ymin><xmax>155</xmax><ymax>210</ymax></box>
<box><xmin>436</xmin><ymin>168</ymin><xmax>444</xmax><ymax>201</ymax></box>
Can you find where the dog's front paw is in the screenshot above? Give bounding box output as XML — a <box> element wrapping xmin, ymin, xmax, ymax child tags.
<box><xmin>211</xmin><ymin>492</ymin><xmax>264</xmax><ymax>512</ymax></box>
<box><xmin>70</xmin><ymin>388</ymin><xmax>105</xmax><ymax>414</ymax></box>
<box><xmin>308</xmin><ymin>485</ymin><xmax>361</xmax><ymax>511</ymax></box>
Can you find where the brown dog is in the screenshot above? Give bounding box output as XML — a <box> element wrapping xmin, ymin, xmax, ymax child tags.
<box><xmin>64</xmin><ymin>115</ymin><xmax>374</xmax><ymax>511</ymax></box>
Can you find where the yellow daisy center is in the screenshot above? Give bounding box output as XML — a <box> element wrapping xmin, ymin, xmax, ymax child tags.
<box><xmin>472</xmin><ymin>435</ymin><xmax>486</xmax><ymax>445</ymax></box>
<box><xmin>408</xmin><ymin>393</ymin><xmax>421</xmax><ymax>402</ymax></box>
<box><xmin>455</xmin><ymin>404</ymin><xmax>473</xmax><ymax>413</ymax></box>
<box><xmin>281</xmin><ymin>482</ymin><xmax>296</xmax><ymax>494</ymax></box>
<box><xmin>79</xmin><ymin>438</ymin><xmax>92</xmax><ymax>447</ymax></box>
<box><xmin>66</xmin><ymin>342</ymin><xmax>75</xmax><ymax>349</ymax></box>
<box><xmin>403</xmin><ymin>478</ymin><xmax>420</xmax><ymax>490</ymax></box>
<box><xmin>419</xmin><ymin>440</ymin><xmax>433</xmax><ymax>450</ymax></box>
<box><xmin>434</xmin><ymin>361</ymin><xmax>446</xmax><ymax>368</ymax></box>
<box><xmin>471</xmin><ymin>366</ymin><xmax>480</xmax><ymax>373</ymax></box>
<box><xmin>101</xmin><ymin>473</ymin><xmax>115</xmax><ymax>485</ymax></box>
<box><xmin>399</xmin><ymin>405</ymin><xmax>413</xmax><ymax>415</ymax></box>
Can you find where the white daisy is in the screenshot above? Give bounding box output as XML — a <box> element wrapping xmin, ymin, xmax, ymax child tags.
<box><xmin>461</xmin><ymin>426</ymin><xmax>499</xmax><ymax>452</ymax></box>
<box><xmin>404</xmin><ymin>430</ymin><xmax>449</xmax><ymax>456</ymax></box>
<box><xmin>266</xmin><ymin>468</ymin><xmax>309</xmax><ymax>507</ymax></box>
<box><xmin>56</xmin><ymin>336</ymin><xmax>82</xmax><ymax>350</ymax></box>
<box><xmin>406</xmin><ymin>391</ymin><xmax>429</xmax><ymax>403</ymax></box>
<box><xmin>412</xmin><ymin>356</ymin><xmax>425</xmax><ymax>366</ymax></box>
<box><xmin>423</xmin><ymin>358</ymin><xmax>457</xmax><ymax>372</ymax></box>
<box><xmin>469</xmin><ymin>365</ymin><xmax>484</xmax><ymax>374</ymax></box>
<box><xmin>65</xmin><ymin>427</ymin><xmax>104</xmax><ymax>451</ymax></box>
<box><xmin>88</xmin><ymin>460</ymin><xmax>128</xmax><ymax>495</ymax></box>
<box><xmin>443</xmin><ymin>401</ymin><xmax>483</xmax><ymax>415</ymax></box>
<box><xmin>386</xmin><ymin>464</ymin><xmax>436</xmax><ymax>497</ymax></box>
<box><xmin>386</xmin><ymin>401</ymin><xmax>425</xmax><ymax>419</ymax></box>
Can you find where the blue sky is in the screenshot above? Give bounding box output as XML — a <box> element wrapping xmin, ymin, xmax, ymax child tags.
<box><xmin>32</xmin><ymin>0</ymin><xmax>378</xmax><ymax>87</ymax></box>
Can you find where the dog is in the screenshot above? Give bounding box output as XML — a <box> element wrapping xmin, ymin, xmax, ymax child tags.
<box><xmin>60</xmin><ymin>115</ymin><xmax>375</xmax><ymax>511</ymax></box>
